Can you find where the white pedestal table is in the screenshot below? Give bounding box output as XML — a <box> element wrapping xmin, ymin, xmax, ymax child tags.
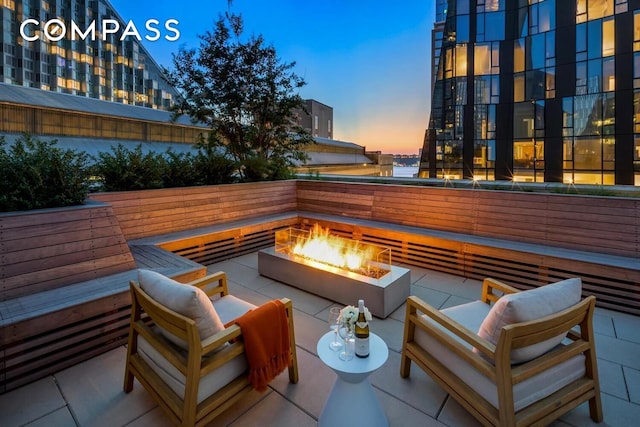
<box><xmin>316</xmin><ymin>331</ymin><xmax>389</xmax><ymax>427</ymax></box>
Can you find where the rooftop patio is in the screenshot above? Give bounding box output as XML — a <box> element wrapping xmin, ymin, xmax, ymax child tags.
<box><xmin>1</xmin><ymin>252</ymin><xmax>639</xmax><ymax>427</ymax></box>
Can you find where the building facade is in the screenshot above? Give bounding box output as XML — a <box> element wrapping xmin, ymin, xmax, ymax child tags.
<box><xmin>419</xmin><ymin>0</ymin><xmax>640</xmax><ymax>186</ymax></box>
<box><xmin>0</xmin><ymin>0</ymin><xmax>177</xmax><ymax>109</ymax></box>
<box><xmin>296</xmin><ymin>99</ymin><xmax>334</xmax><ymax>139</ymax></box>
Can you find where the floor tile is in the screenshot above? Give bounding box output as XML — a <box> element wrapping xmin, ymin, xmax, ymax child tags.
<box><xmin>598</xmin><ymin>359</ymin><xmax>628</xmax><ymax>400</ymax></box>
<box><xmin>623</xmin><ymin>366</ymin><xmax>640</xmax><ymax>405</ymax></box>
<box><xmin>595</xmin><ymin>333</ymin><xmax>640</xmax><ymax>370</ymax></box>
<box><xmin>229</xmin><ymin>391</ymin><xmax>316</xmax><ymax>427</ymax></box>
<box><xmin>593</xmin><ymin>312</ymin><xmax>616</xmax><ymax>337</ymax></box>
<box><xmin>437</xmin><ymin>395</ymin><xmax>482</xmax><ymax>426</ymax></box>
<box><xmin>269</xmin><ymin>346</ymin><xmax>335</xmax><ymax>419</ymax></box>
<box><xmin>0</xmin><ymin>376</ymin><xmax>66</xmax><ymax>427</ymax></box>
<box><xmin>371</xmin><ymin>350</ymin><xmax>448</xmax><ymax>419</ymax></box>
<box><xmin>54</xmin><ymin>346</ymin><xmax>157</xmax><ymax>427</ymax></box>
<box><xmin>24</xmin><ymin>407</ymin><xmax>76</xmax><ymax>427</ymax></box>
<box><xmin>560</xmin><ymin>392</ymin><xmax>639</xmax><ymax>426</ymax></box>
<box><xmin>376</xmin><ymin>387</ymin><xmax>448</xmax><ymax>427</ymax></box>
<box><xmin>612</xmin><ymin>312</ymin><xmax>640</xmax><ymax>345</ymax></box>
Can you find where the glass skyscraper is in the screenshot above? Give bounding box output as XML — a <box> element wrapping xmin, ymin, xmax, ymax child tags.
<box><xmin>0</xmin><ymin>0</ymin><xmax>177</xmax><ymax>110</ymax></box>
<box><xmin>419</xmin><ymin>0</ymin><xmax>640</xmax><ymax>186</ymax></box>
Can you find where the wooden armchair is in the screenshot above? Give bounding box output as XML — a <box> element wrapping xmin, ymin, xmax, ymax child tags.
<box><xmin>400</xmin><ymin>277</ymin><xmax>602</xmax><ymax>426</ymax></box>
<box><xmin>124</xmin><ymin>270</ymin><xmax>299</xmax><ymax>427</ymax></box>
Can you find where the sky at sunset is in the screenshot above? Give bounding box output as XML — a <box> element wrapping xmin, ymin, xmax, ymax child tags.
<box><xmin>109</xmin><ymin>0</ymin><xmax>434</xmax><ymax>155</ymax></box>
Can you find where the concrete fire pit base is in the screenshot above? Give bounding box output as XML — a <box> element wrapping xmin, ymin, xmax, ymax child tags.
<box><xmin>258</xmin><ymin>247</ymin><xmax>410</xmax><ymax>318</ymax></box>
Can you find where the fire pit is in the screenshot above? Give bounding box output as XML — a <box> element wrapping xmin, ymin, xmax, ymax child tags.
<box><xmin>258</xmin><ymin>225</ymin><xmax>410</xmax><ymax>318</ymax></box>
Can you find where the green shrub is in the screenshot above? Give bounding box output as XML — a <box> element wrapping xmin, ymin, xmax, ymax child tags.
<box><xmin>193</xmin><ymin>141</ymin><xmax>238</xmax><ymax>185</ymax></box>
<box><xmin>0</xmin><ymin>135</ymin><xmax>91</xmax><ymax>212</ymax></box>
<box><xmin>163</xmin><ymin>149</ymin><xmax>199</xmax><ymax>188</ymax></box>
<box><xmin>92</xmin><ymin>144</ymin><xmax>166</xmax><ymax>191</ymax></box>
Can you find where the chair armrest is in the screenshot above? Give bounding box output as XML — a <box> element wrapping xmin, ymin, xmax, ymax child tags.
<box><xmin>201</xmin><ymin>324</ymin><xmax>242</xmax><ymax>355</ymax></box>
<box><xmin>481</xmin><ymin>278</ymin><xmax>519</xmax><ymax>304</ymax></box>
<box><xmin>406</xmin><ymin>296</ymin><xmax>496</xmax><ymax>378</ymax></box>
<box><xmin>188</xmin><ymin>271</ymin><xmax>229</xmax><ymax>298</ymax></box>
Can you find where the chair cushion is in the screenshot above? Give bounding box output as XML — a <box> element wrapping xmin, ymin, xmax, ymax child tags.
<box><xmin>477</xmin><ymin>278</ymin><xmax>582</xmax><ymax>363</ymax></box>
<box><xmin>212</xmin><ymin>295</ymin><xmax>256</xmax><ymax>325</ymax></box>
<box><xmin>413</xmin><ymin>314</ymin><xmax>586</xmax><ymax>411</ymax></box>
<box><xmin>137</xmin><ymin>335</ymin><xmax>248</xmax><ymax>404</ymax></box>
<box><xmin>138</xmin><ymin>269</ymin><xmax>225</xmax><ymax>348</ymax></box>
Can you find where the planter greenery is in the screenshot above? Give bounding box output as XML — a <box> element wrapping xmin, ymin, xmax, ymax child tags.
<box><xmin>0</xmin><ymin>135</ymin><xmax>91</xmax><ymax>212</ymax></box>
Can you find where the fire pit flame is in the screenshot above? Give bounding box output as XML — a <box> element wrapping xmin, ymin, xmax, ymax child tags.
<box><xmin>276</xmin><ymin>224</ymin><xmax>390</xmax><ymax>280</ymax></box>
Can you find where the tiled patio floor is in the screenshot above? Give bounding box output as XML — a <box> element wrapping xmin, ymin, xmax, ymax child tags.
<box><xmin>2</xmin><ymin>252</ymin><xmax>640</xmax><ymax>426</ymax></box>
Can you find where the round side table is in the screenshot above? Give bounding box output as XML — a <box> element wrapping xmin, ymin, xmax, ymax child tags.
<box><xmin>316</xmin><ymin>331</ymin><xmax>389</xmax><ymax>427</ymax></box>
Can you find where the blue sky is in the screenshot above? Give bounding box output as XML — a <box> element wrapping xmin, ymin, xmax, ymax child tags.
<box><xmin>109</xmin><ymin>0</ymin><xmax>434</xmax><ymax>155</ymax></box>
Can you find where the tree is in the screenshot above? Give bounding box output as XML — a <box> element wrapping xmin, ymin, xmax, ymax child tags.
<box><xmin>164</xmin><ymin>12</ymin><xmax>314</xmax><ymax>181</ymax></box>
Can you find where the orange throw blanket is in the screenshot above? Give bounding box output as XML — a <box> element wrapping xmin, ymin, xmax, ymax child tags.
<box><xmin>233</xmin><ymin>300</ymin><xmax>291</xmax><ymax>392</ymax></box>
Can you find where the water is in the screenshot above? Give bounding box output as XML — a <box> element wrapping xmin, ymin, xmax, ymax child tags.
<box><xmin>393</xmin><ymin>166</ymin><xmax>419</xmax><ymax>178</ymax></box>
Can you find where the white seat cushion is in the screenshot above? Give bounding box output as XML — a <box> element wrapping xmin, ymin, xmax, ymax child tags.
<box><xmin>136</xmin><ymin>296</ymin><xmax>257</xmax><ymax>404</ymax></box>
<box><xmin>414</xmin><ymin>300</ymin><xmax>585</xmax><ymax>411</ymax></box>
<box><xmin>137</xmin><ymin>335</ymin><xmax>248</xmax><ymax>404</ymax></box>
<box><xmin>138</xmin><ymin>270</ymin><xmax>225</xmax><ymax>348</ymax></box>
<box><xmin>212</xmin><ymin>295</ymin><xmax>256</xmax><ymax>325</ymax></box>
<box><xmin>477</xmin><ymin>278</ymin><xmax>582</xmax><ymax>363</ymax></box>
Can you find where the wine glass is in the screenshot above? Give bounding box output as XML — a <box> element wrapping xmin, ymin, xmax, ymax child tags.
<box><xmin>328</xmin><ymin>307</ymin><xmax>343</xmax><ymax>351</ymax></box>
<box><xmin>337</xmin><ymin>323</ymin><xmax>354</xmax><ymax>361</ymax></box>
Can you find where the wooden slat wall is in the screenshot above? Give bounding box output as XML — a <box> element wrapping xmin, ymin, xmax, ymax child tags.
<box><xmin>0</xmin><ymin>287</ymin><xmax>133</xmax><ymax>393</ymax></box>
<box><xmin>90</xmin><ymin>181</ymin><xmax>298</xmax><ymax>240</ymax></box>
<box><xmin>297</xmin><ymin>214</ymin><xmax>640</xmax><ymax>316</ymax></box>
<box><xmin>0</xmin><ymin>203</ymin><xmax>136</xmax><ymax>301</ymax></box>
<box><xmin>158</xmin><ymin>216</ymin><xmax>299</xmax><ymax>266</ymax></box>
<box><xmin>296</xmin><ymin>180</ymin><xmax>640</xmax><ymax>259</ymax></box>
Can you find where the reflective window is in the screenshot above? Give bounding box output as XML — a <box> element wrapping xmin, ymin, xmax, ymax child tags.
<box><xmin>537</xmin><ymin>0</ymin><xmax>555</xmax><ymax>32</ymax></box>
<box><xmin>455</xmin><ymin>45</ymin><xmax>467</xmax><ymax>76</ymax></box>
<box><xmin>576</xmin><ymin>23</ymin><xmax>587</xmax><ymax>61</ymax></box>
<box><xmin>588</xmin><ymin>58</ymin><xmax>602</xmax><ymax>94</ymax></box>
<box><xmin>514</xmin><ymin>73</ymin><xmax>525</xmax><ymax>102</ymax></box>
<box><xmin>563</xmin><ymin>97</ymin><xmax>574</xmax><ymax>136</ymax></box>
<box><xmin>587</xmin><ymin>0</ymin><xmax>614</xmax><ymax>20</ymax></box>
<box><xmin>528</xmin><ymin>33</ymin><xmax>545</xmax><ymax>70</ymax></box>
<box><xmin>526</xmin><ymin>70</ymin><xmax>545</xmax><ymax>100</ymax></box>
<box><xmin>587</xmin><ymin>20</ymin><xmax>601</xmax><ymax>60</ymax></box>
<box><xmin>574</xmin><ymin>137</ymin><xmax>603</xmax><ymax>169</ymax></box>
<box><xmin>603</xmin><ymin>92</ymin><xmax>615</xmax><ymax>135</ymax></box>
<box><xmin>634</xmin><ymin>52</ymin><xmax>640</xmax><ymax>88</ymax></box>
<box><xmin>457</xmin><ymin>15</ymin><xmax>470</xmax><ymax>43</ymax></box>
<box><xmin>485</xmin><ymin>12</ymin><xmax>505</xmax><ymax>41</ymax></box>
<box><xmin>635</xmin><ymin>10</ymin><xmax>640</xmax><ymax>51</ymax></box>
<box><xmin>456</xmin><ymin>0</ymin><xmax>469</xmax><ymax>14</ymax></box>
<box><xmin>634</xmin><ymin>90</ymin><xmax>640</xmax><ymax>133</ymax></box>
<box><xmin>602</xmin><ymin>18</ymin><xmax>615</xmax><ymax>57</ymax></box>
<box><xmin>513</xmin><ymin>102</ymin><xmax>534</xmax><ymax>138</ymax></box>
<box><xmin>603</xmin><ymin>57</ymin><xmax>615</xmax><ymax>91</ymax></box>
<box><xmin>574</xmin><ymin>94</ymin><xmax>602</xmax><ymax>136</ymax></box>
<box><xmin>514</xmin><ymin>38</ymin><xmax>525</xmax><ymax>73</ymax></box>
<box><xmin>474</xmin><ymin>43</ymin><xmax>499</xmax><ymax>75</ymax></box>
<box><xmin>477</xmin><ymin>0</ymin><xmax>504</xmax><ymax>13</ymax></box>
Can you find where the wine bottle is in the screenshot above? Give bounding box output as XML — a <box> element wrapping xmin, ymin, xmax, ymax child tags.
<box><xmin>354</xmin><ymin>299</ymin><xmax>370</xmax><ymax>358</ymax></box>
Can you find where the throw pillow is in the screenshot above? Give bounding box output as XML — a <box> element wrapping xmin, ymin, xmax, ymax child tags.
<box><xmin>476</xmin><ymin>277</ymin><xmax>582</xmax><ymax>363</ymax></box>
<box><xmin>137</xmin><ymin>269</ymin><xmax>225</xmax><ymax>348</ymax></box>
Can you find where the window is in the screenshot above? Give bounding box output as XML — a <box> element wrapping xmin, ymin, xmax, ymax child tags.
<box><xmin>455</xmin><ymin>45</ymin><xmax>467</xmax><ymax>76</ymax></box>
<box><xmin>474</xmin><ymin>42</ymin><xmax>499</xmax><ymax>75</ymax></box>
<box><xmin>456</xmin><ymin>0</ymin><xmax>469</xmax><ymax>14</ymax></box>
<box><xmin>457</xmin><ymin>15</ymin><xmax>469</xmax><ymax>43</ymax></box>
<box><xmin>635</xmin><ymin>10</ymin><xmax>640</xmax><ymax>51</ymax></box>
<box><xmin>314</xmin><ymin>115</ymin><xmax>318</xmax><ymax>130</ymax></box>
<box><xmin>514</xmin><ymin>38</ymin><xmax>525</xmax><ymax>73</ymax></box>
<box><xmin>634</xmin><ymin>52</ymin><xmax>640</xmax><ymax>88</ymax></box>
<box><xmin>602</xmin><ymin>18</ymin><xmax>615</xmax><ymax>57</ymax></box>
